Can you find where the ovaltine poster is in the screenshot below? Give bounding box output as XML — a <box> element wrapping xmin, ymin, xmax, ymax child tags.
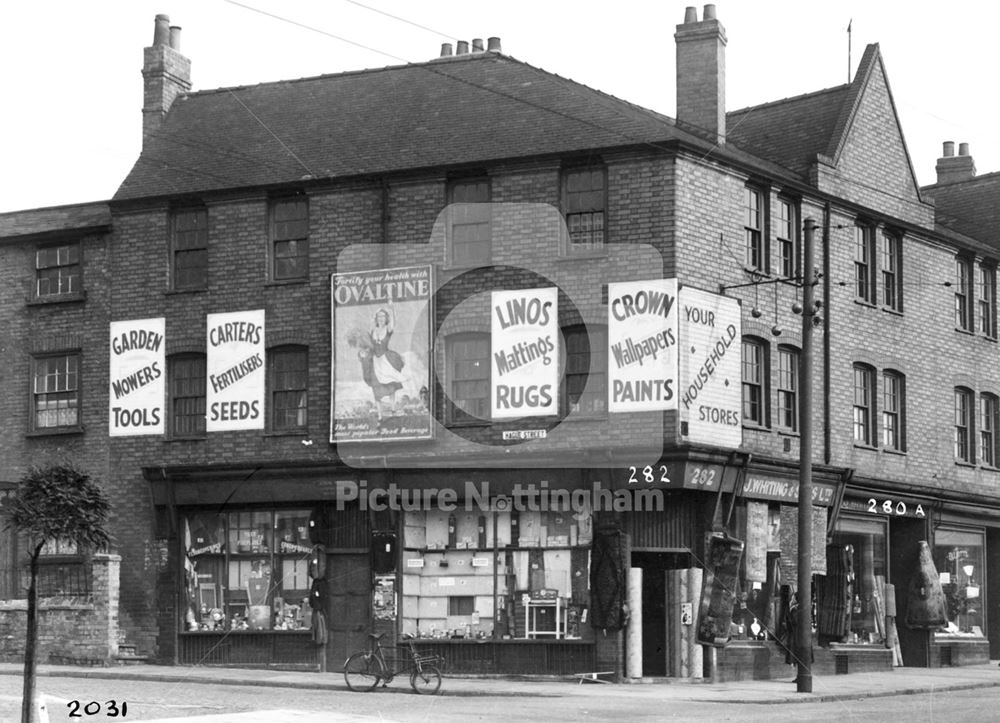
<box><xmin>206</xmin><ymin>309</ymin><xmax>265</xmax><ymax>432</ymax></box>
<box><xmin>109</xmin><ymin>317</ymin><xmax>165</xmax><ymax>436</ymax></box>
<box><xmin>331</xmin><ymin>266</ymin><xmax>432</xmax><ymax>442</ymax></box>
<box><xmin>678</xmin><ymin>286</ymin><xmax>741</xmax><ymax>448</ymax></box>
<box><xmin>607</xmin><ymin>279</ymin><xmax>679</xmax><ymax>412</ymax></box>
<box><xmin>491</xmin><ymin>287</ymin><xmax>558</xmax><ymax>419</ymax></box>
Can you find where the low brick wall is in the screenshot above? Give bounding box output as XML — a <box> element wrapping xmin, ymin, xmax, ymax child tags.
<box><xmin>0</xmin><ymin>554</ymin><xmax>120</xmax><ymax>665</ymax></box>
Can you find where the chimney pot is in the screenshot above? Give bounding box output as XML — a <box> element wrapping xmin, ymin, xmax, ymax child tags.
<box><xmin>472</xmin><ymin>38</ymin><xmax>484</xmax><ymax>52</ymax></box>
<box><xmin>943</xmin><ymin>141</ymin><xmax>955</xmax><ymax>157</ymax></box>
<box><xmin>703</xmin><ymin>4</ymin><xmax>717</xmax><ymax>20</ymax></box>
<box><xmin>684</xmin><ymin>6</ymin><xmax>698</xmax><ymax>23</ymax></box>
<box><xmin>487</xmin><ymin>37</ymin><xmax>502</xmax><ymax>52</ymax></box>
<box><xmin>959</xmin><ymin>142</ymin><xmax>970</xmax><ymax>156</ymax></box>
<box><xmin>456</xmin><ymin>40</ymin><xmax>469</xmax><ymax>55</ymax></box>
<box><xmin>153</xmin><ymin>14</ymin><xmax>170</xmax><ymax>46</ymax></box>
<box><xmin>169</xmin><ymin>25</ymin><xmax>182</xmax><ymax>51</ymax></box>
<box><xmin>440</xmin><ymin>42</ymin><xmax>453</xmax><ymax>57</ymax></box>
<box><xmin>675</xmin><ymin>6</ymin><xmax>727</xmax><ymax>145</ymax></box>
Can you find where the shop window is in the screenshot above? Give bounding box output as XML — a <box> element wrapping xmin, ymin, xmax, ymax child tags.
<box><xmin>35</xmin><ymin>242</ymin><xmax>81</xmax><ymax>298</ymax></box>
<box><xmin>447</xmin><ymin>178</ymin><xmax>491</xmax><ymax>267</ymax></box>
<box><xmin>446</xmin><ymin>333</ymin><xmax>490</xmax><ymax>423</ymax></box>
<box><xmin>825</xmin><ymin>516</ymin><xmax>888</xmax><ymax>646</ymax></box>
<box><xmin>169</xmin><ymin>354</ymin><xmax>206</xmax><ymax>437</ymax></box>
<box><xmin>32</xmin><ymin>353</ymin><xmax>80</xmax><ymax>431</ymax></box>
<box><xmin>269</xmin><ymin>345</ymin><xmax>308</xmax><ymax>431</ymax></box>
<box><xmin>562</xmin><ymin>166</ymin><xmax>606</xmax><ymax>251</ymax></box>
<box><xmin>852</xmin><ymin>363</ymin><xmax>876</xmax><ymax>447</ymax></box>
<box><xmin>955</xmin><ymin>386</ymin><xmax>974</xmax><ymax>463</ymax></box>
<box><xmin>932</xmin><ymin>528</ymin><xmax>985</xmax><ymax>636</ymax></box>
<box><xmin>400</xmin><ymin>502</ymin><xmax>593</xmax><ymax>642</ymax></box>
<box><xmin>741</xmin><ymin>337</ymin><xmax>768</xmax><ymax>426</ymax></box>
<box><xmin>271</xmin><ymin>197</ymin><xmax>309</xmax><ymax>281</ymax></box>
<box><xmin>955</xmin><ymin>256</ymin><xmax>974</xmax><ymax>332</ymax></box>
<box><xmin>882</xmin><ymin>370</ymin><xmax>905</xmax><ymax>452</ymax></box>
<box><xmin>855</xmin><ymin>223</ymin><xmax>876</xmax><ymax>304</ymax></box>
<box><xmin>181</xmin><ymin>509</ymin><xmax>312</xmax><ymax>633</ymax></box>
<box><xmin>563</xmin><ymin>324</ymin><xmax>607</xmax><ymax>415</ymax></box>
<box><xmin>744</xmin><ymin>186</ymin><xmax>766</xmax><ymax>272</ymax></box>
<box><xmin>172</xmin><ymin>207</ymin><xmax>208</xmax><ymax>290</ymax></box>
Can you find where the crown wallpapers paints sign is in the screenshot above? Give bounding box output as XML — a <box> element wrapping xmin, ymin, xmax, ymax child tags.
<box><xmin>607</xmin><ymin>279</ymin><xmax>679</xmax><ymax>413</ymax></box>
<box><xmin>491</xmin><ymin>287</ymin><xmax>558</xmax><ymax>419</ymax></box>
<box><xmin>206</xmin><ymin>309</ymin><xmax>265</xmax><ymax>432</ymax></box>
<box><xmin>109</xmin><ymin>317</ymin><xmax>165</xmax><ymax>436</ymax></box>
<box><xmin>678</xmin><ymin>287</ymin><xmax>741</xmax><ymax>448</ymax></box>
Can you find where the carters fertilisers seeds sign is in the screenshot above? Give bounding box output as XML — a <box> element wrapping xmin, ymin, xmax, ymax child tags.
<box><xmin>331</xmin><ymin>266</ymin><xmax>432</xmax><ymax>442</ymax></box>
<box><xmin>491</xmin><ymin>287</ymin><xmax>558</xmax><ymax>419</ymax></box>
<box><xmin>109</xmin><ymin>317</ymin><xmax>165</xmax><ymax>436</ymax></box>
<box><xmin>206</xmin><ymin>310</ymin><xmax>265</xmax><ymax>432</ymax></box>
<box><xmin>607</xmin><ymin>279</ymin><xmax>679</xmax><ymax>412</ymax></box>
<box><xmin>678</xmin><ymin>287</ymin><xmax>741</xmax><ymax>448</ymax></box>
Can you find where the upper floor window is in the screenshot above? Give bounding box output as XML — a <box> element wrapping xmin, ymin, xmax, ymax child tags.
<box><xmin>172</xmin><ymin>207</ymin><xmax>208</xmax><ymax>290</ymax></box>
<box><xmin>447</xmin><ymin>178</ymin><xmax>491</xmax><ymax>267</ymax></box>
<box><xmin>882</xmin><ymin>370</ymin><xmax>905</xmax><ymax>452</ymax></box>
<box><xmin>955</xmin><ymin>256</ymin><xmax>974</xmax><ymax>332</ymax></box>
<box><xmin>852</xmin><ymin>363</ymin><xmax>876</xmax><ymax>446</ymax></box>
<box><xmin>35</xmin><ymin>243</ymin><xmax>81</xmax><ymax>298</ymax></box>
<box><xmin>563</xmin><ymin>167</ymin><xmax>606</xmax><ymax>251</ymax></box>
<box><xmin>776</xmin><ymin>345</ymin><xmax>799</xmax><ymax>432</ymax></box>
<box><xmin>981</xmin><ymin>393</ymin><xmax>999</xmax><ymax>467</ymax></box>
<box><xmin>269</xmin><ymin>346</ymin><xmax>308</xmax><ymax>432</ymax></box>
<box><xmin>744</xmin><ymin>187</ymin><xmax>765</xmax><ymax>272</ymax></box>
<box><xmin>447</xmin><ymin>333</ymin><xmax>490</xmax><ymax>423</ymax></box>
<box><xmin>741</xmin><ymin>337</ymin><xmax>768</xmax><ymax>426</ymax></box>
<box><xmin>854</xmin><ymin>224</ymin><xmax>876</xmax><ymax>304</ymax></box>
<box><xmin>955</xmin><ymin>386</ymin><xmax>974</xmax><ymax>463</ymax></box>
<box><xmin>32</xmin><ymin>353</ymin><xmax>80</xmax><ymax>431</ymax></box>
<box><xmin>775</xmin><ymin>199</ymin><xmax>797</xmax><ymax>279</ymax></box>
<box><xmin>563</xmin><ymin>325</ymin><xmax>607</xmax><ymax>416</ymax></box>
<box><xmin>169</xmin><ymin>353</ymin><xmax>206</xmax><ymax>437</ymax></box>
<box><xmin>881</xmin><ymin>231</ymin><xmax>903</xmax><ymax>312</ymax></box>
<box><xmin>271</xmin><ymin>197</ymin><xmax>309</xmax><ymax>280</ymax></box>
<box><xmin>979</xmin><ymin>264</ymin><xmax>996</xmax><ymax>339</ymax></box>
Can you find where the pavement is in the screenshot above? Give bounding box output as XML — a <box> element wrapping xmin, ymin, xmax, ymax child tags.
<box><xmin>3</xmin><ymin>659</ymin><xmax>1000</xmax><ymax>707</ymax></box>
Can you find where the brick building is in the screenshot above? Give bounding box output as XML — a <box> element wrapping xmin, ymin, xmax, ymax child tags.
<box><xmin>3</xmin><ymin>6</ymin><xmax>1000</xmax><ymax>679</ymax></box>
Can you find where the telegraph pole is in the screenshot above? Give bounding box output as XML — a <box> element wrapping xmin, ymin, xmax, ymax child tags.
<box><xmin>796</xmin><ymin>218</ymin><xmax>817</xmax><ymax>693</ymax></box>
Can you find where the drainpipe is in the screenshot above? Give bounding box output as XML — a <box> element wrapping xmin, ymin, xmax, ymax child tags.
<box><xmin>822</xmin><ymin>202</ymin><xmax>832</xmax><ymax>465</ymax></box>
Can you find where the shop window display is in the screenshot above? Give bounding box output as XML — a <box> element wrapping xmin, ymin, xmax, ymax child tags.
<box><xmin>822</xmin><ymin>516</ymin><xmax>888</xmax><ymax>645</ymax></box>
<box><xmin>182</xmin><ymin>509</ymin><xmax>312</xmax><ymax>632</ymax></box>
<box><xmin>400</xmin><ymin>503</ymin><xmax>593</xmax><ymax>642</ymax></box>
<box><xmin>933</xmin><ymin>528</ymin><xmax>985</xmax><ymax>636</ymax></box>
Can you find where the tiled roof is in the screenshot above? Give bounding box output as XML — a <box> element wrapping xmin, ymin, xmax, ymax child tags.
<box><xmin>726</xmin><ymin>85</ymin><xmax>850</xmax><ymax>179</ymax></box>
<box><xmin>925</xmin><ymin>173</ymin><xmax>1000</xmax><ymax>252</ymax></box>
<box><xmin>0</xmin><ymin>202</ymin><xmax>111</xmax><ymax>240</ymax></box>
<box><xmin>115</xmin><ymin>54</ymin><xmax>703</xmax><ymax>201</ymax></box>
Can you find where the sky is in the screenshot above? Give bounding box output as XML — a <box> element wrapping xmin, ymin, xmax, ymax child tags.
<box><xmin>2</xmin><ymin>1</ymin><xmax>997</xmax><ymax>213</ymax></box>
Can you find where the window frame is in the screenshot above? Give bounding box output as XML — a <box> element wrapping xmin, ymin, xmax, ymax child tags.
<box><xmin>169</xmin><ymin>353</ymin><xmax>207</xmax><ymax>438</ymax></box>
<box><xmin>776</xmin><ymin>344</ymin><xmax>799</xmax><ymax>432</ymax></box>
<box><xmin>741</xmin><ymin>336</ymin><xmax>768</xmax><ymax>427</ymax></box>
<box><xmin>268</xmin><ymin>345</ymin><xmax>309</xmax><ymax>433</ymax></box>
<box><xmin>562</xmin><ymin>324</ymin><xmax>607</xmax><ymax>417</ymax></box>
<box><xmin>31</xmin><ymin>352</ymin><xmax>82</xmax><ymax>433</ymax></box>
<box><xmin>881</xmin><ymin>370</ymin><xmax>905</xmax><ymax>452</ymax></box>
<box><xmin>744</xmin><ymin>186</ymin><xmax>767</xmax><ymax>273</ymax></box>
<box><xmin>955</xmin><ymin>386</ymin><xmax>975</xmax><ymax>463</ymax></box>
<box><xmin>980</xmin><ymin>392</ymin><xmax>999</xmax><ymax>467</ymax></box>
<box><xmin>561</xmin><ymin>166</ymin><xmax>607</xmax><ymax>253</ymax></box>
<box><xmin>978</xmin><ymin>263</ymin><xmax>997</xmax><ymax>339</ymax></box>
<box><xmin>269</xmin><ymin>196</ymin><xmax>310</xmax><ymax>282</ymax></box>
<box><xmin>446</xmin><ymin>332</ymin><xmax>491</xmax><ymax>425</ymax></box>
<box><xmin>854</xmin><ymin>223</ymin><xmax>876</xmax><ymax>305</ymax></box>
<box><xmin>955</xmin><ymin>256</ymin><xmax>975</xmax><ymax>332</ymax></box>
<box><xmin>171</xmin><ymin>206</ymin><xmax>209</xmax><ymax>291</ymax></box>
<box><xmin>880</xmin><ymin>230</ymin><xmax>903</xmax><ymax>312</ymax></box>
<box><xmin>34</xmin><ymin>241</ymin><xmax>82</xmax><ymax>300</ymax></box>
<box><xmin>775</xmin><ymin>197</ymin><xmax>798</xmax><ymax>280</ymax></box>
<box><xmin>852</xmin><ymin>363</ymin><xmax>876</xmax><ymax>447</ymax></box>
<box><xmin>446</xmin><ymin>178</ymin><xmax>492</xmax><ymax>267</ymax></box>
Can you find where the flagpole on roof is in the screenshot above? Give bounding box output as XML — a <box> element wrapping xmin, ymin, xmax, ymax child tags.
<box><xmin>847</xmin><ymin>19</ymin><xmax>853</xmax><ymax>83</ymax></box>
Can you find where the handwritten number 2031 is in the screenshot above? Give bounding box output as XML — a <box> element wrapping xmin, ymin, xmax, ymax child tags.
<box><xmin>628</xmin><ymin>465</ymin><xmax>670</xmax><ymax>485</ymax></box>
<box><xmin>68</xmin><ymin>700</ymin><xmax>127</xmax><ymax>717</ymax></box>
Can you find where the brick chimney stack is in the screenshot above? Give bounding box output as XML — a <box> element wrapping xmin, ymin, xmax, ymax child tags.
<box><xmin>935</xmin><ymin>141</ymin><xmax>976</xmax><ymax>185</ymax></box>
<box><xmin>142</xmin><ymin>14</ymin><xmax>191</xmax><ymax>147</ymax></box>
<box><xmin>675</xmin><ymin>4</ymin><xmax>727</xmax><ymax>145</ymax></box>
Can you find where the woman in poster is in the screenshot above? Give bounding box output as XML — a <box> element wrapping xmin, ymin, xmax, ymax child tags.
<box><xmin>348</xmin><ymin>302</ymin><xmax>408</xmax><ymax>420</ymax></box>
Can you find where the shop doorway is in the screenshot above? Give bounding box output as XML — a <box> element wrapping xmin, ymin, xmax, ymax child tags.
<box><xmin>889</xmin><ymin>516</ymin><xmax>931</xmax><ymax>667</ymax></box>
<box><xmin>987</xmin><ymin>528</ymin><xmax>1000</xmax><ymax>659</ymax></box>
<box><xmin>631</xmin><ymin>551</ymin><xmax>692</xmax><ymax>677</ymax></box>
<box><xmin>324</xmin><ymin>552</ymin><xmax>371</xmax><ymax>672</ymax></box>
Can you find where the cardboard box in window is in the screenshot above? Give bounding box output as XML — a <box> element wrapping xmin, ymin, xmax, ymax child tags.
<box><xmin>547</xmin><ymin>512</ymin><xmax>571</xmax><ymax>540</ymax></box>
<box><xmin>404</xmin><ymin>522</ymin><xmax>426</xmax><ymax>549</ymax></box>
<box><xmin>425</xmin><ymin>510</ymin><xmax>449</xmax><ymax>549</ymax></box>
<box><xmin>418</xmin><ymin>597</ymin><xmax>447</xmax><ymax>619</ymax></box>
<box><xmin>248</xmin><ymin>605</ymin><xmax>271</xmax><ymax>630</ymax></box>
<box><xmin>520</xmin><ymin>511</ymin><xmax>542</xmax><ymax>543</ymax></box>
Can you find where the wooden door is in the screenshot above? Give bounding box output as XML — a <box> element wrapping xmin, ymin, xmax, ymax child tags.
<box><xmin>324</xmin><ymin>552</ymin><xmax>371</xmax><ymax>672</ymax></box>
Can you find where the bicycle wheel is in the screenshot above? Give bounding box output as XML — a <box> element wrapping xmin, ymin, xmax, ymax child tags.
<box><xmin>410</xmin><ymin>665</ymin><xmax>442</xmax><ymax>695</ymax></box>
<box><xmin>344</xmin><ymin>652</ymin><xmax>383</xmax><ymax>692</ymax></box>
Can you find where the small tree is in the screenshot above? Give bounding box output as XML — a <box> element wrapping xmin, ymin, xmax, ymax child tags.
<box><xmin>6</xmin><ymin>464</ymin><xmax>110</xmax><ymax>723</ymax></box>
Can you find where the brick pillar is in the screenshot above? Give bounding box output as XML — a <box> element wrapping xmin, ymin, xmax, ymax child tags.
<box><xmin>89</xmin><ymin>553</ymin><xmax>121</xmax><ymax>660</ymax></box>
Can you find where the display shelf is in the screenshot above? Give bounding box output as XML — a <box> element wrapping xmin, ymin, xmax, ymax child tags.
<box><xmin>525</xmin><ymin>597</ymin><xmax>565</xmax><ymax>639</ymax></box>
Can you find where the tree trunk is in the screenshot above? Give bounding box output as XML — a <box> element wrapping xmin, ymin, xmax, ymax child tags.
<box><xmin>20</xmin><ymin>543</ymin><xmax>43</xmax><ymax>723</ymax></box>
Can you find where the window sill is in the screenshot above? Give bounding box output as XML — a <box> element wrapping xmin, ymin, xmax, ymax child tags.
<box><xmin>164</xmin><ymin>435</ymin><xmax>206</xmax><ymax>443</ymax></box>
<box><xmin>26</xmin><ymin>427</ymin><xmax>84</xmax><ymax>438</ymax></box>
<box><xmin>853</xmin><ymin>299</ymin><xmax>877</xmax><ymax>309</ymax></box>
<box><xmin>955</xmin><ymin>327</ymin><xmax>976</xmax><ymax>336</ymax></box>
<box><xmin>955</xmin><ymin>460</ymin><xmax>977</xmax><ymax>469</ymax></box>
<box><xmin>265</xmin><ymin>278</ymin><xmax>309</xmax><ymax>288</ymax></box>
<box><xmin>556</xmin><ymin>250</ymin><xmax>608</xmax><ymax>261</ymax></box>
<box><xmin>777</xmin><ymin>429</ymin><xmax>799</xmax><ymax>438</ymax></box>
<box><xmin>27</xmin><ymin>291</ymin><xmax>87</xmax><ymax>306</ymax></box>
<box><xmin>446</xmin><ymin>420</ymin><xmax>491</xmax><ymax>429</ymax></box>
<box><xmin>852</xmin><ymin>443</ymin><xmax>878</xmax><ymax>452</ymax></box>
<box><xmin>165</xmin><ymin>287</ymin><xmax>208</xmax><ymax>296</ymax></box>
<box><xmin>882</xmin><ymin>447</ymin><xmax>907</xmax><ymax>456</ymax></box>
<box><xmin>742</xmin><ymin>423</ymin><xmax>770</xmax><ymax>433</ymax></box>
<box><xmin>560</xmin><ymin>413</ymin><xmax>609</xmax><ymax>422</ymax></box>
<box><xmin>880</xmin><ymin>306</ymin><xmax>903</xmax><ymax>317</ymax></box>
<box><xmin>442</xmin><ymin>262</ymin><xmax>493</xmax><ymax>274</ymax></box>
<box><xmin>264</xmin><ymin>430</ymin><xmax>310</xmax><ymax>438</ymax></box>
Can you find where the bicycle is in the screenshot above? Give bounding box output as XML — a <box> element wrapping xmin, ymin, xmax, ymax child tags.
<box><xmin>343</xmin><ymin>632</ymin><xmax>444</xmax><ymax>694</ymax></box>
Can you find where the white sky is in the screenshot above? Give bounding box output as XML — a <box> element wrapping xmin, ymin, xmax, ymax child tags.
<box><xmin>1</xmin><ymin>1</ymin><xmax>996</xmax><ymax>213</ymax></box>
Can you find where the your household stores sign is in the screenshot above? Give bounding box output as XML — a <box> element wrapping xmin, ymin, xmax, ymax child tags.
<box><xmin>491</xmin><ymin>287</ymin><xmax>558</xmax><ymax>419</ymax></box>
<box><xmin>109</xmin><ymin>318</ymin><xmax>165</xmax><ymax>436</ymax></box>
<box><xmin>607</xmin><ymin>279</ymin><xmax>679</xmax><ymax>412</ymax></box>
<box><xmin>206</xmin><ymin>310</ymin><xmax>265</xmax><ymax>431</ymax></box>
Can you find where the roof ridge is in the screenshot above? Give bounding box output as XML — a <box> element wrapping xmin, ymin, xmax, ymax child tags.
<box><xmin>727</xmin><ymin>83</ymin><xmax>850</xmax><ymax>118</ymax></box>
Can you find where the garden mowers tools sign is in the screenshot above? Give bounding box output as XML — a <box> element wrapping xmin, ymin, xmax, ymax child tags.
<box><xmin>109</xmin><ymin>317</ymin><xmax>165</xmax><ymax>436</ymax></box>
